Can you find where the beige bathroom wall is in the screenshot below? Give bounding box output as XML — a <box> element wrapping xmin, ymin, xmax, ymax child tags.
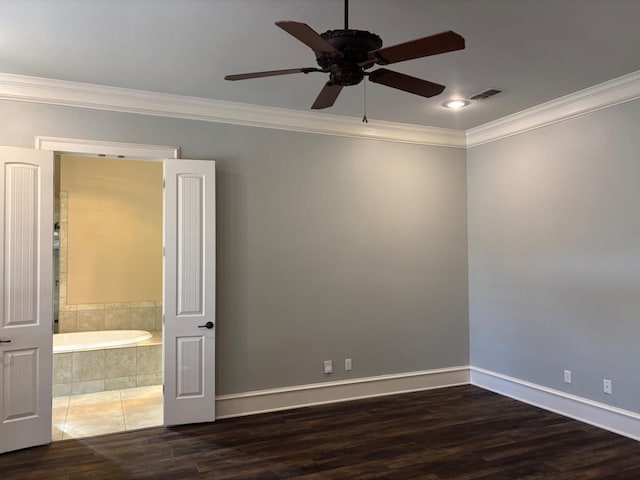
<box><xmin>60</xmin><ymin>155</ymin><xmax>162</xmax><ymax>304</ymax></box>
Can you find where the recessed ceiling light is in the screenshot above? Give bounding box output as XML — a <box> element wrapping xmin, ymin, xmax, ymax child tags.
<box><xmin>442</xmin><ymin>99</ymin><xmax>471</xmax><ymax>109</ymax></box>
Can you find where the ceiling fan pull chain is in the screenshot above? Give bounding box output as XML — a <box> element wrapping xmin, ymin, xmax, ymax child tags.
<box><xmin>362</xmin><ymin>77</ymin><xmax>368</xmax><ymax>123</ymax></box>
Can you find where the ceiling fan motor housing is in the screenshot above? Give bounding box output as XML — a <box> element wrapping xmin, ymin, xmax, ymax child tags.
<box><xmin>317</xmin><ymin>29</ymin><xmax>383</xmax><ymax>86</ymax></box>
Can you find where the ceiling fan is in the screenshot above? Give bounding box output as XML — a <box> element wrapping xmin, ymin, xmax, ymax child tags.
<box><xmin>225</xmin><ymin>0</ymin><xmax>465</xmax><ymax>110</ymax></box>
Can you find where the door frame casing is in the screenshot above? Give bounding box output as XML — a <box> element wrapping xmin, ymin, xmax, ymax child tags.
<box><xmin>36</xmin><ymin>136</ymin><xmax>197</xmax><ymax>427</ymax></box>
<box><xmin>41</xmin><ymin>137</ymin><xmax>218</xmax><ymax>425</ymax></box>
<box><xmin>35</xmin><ymin>137</ymin><xmax>180</xmax><ymax>160</ymax></box>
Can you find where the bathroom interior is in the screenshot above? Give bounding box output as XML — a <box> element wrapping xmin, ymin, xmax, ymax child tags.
<box><xmin>52</xmin><ymin>154</ymin><xmax>164</xmax><ymax>440</ymax></box>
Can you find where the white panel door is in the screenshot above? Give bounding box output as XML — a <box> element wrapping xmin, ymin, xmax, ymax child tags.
<box><xmin>163</xmin><ymin>159</ymin><xmax>215</xmax><ymax>426</ymax></box>
<box><xmin>0</xmin><ymin>146</ymin><xmax>53</xmax><ymax>453</ymax></box>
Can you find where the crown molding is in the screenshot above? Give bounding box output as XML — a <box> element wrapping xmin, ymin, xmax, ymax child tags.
<box><xmin>3</xmin><ymin>70</ymin><xmax>640</xmax><ymax>150</ymax></box>
<box><xmin>467</xmin><ymin>69</ymin><xmax>640</xmax><ymax>147</ymax></box>
<box><xmin>0</xmin><ymin>73</ymin><xmax>466</xmax><ymax>148</ymax></box>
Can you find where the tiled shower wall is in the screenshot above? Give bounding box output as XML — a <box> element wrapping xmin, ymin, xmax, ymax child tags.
<box><xmin>57</xmin><ymin>191</ymin><xmax>162</xmax><ymax>333</ymax></box>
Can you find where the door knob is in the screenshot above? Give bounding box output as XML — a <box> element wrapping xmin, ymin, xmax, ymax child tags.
<box><xmin>198</xmin><ymin>321</ymin><xmax>214</xmax><ymax>329</ymax></box>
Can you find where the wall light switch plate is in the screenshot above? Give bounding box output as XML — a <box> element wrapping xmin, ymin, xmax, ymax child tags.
<box><xmin>324</xmin><ymin>360</ymin><xmax>333</xmax><ymax>374</ymax></box>
<box><xmin>345</xmin><ymin>358</ymin><xmax>352</xmax><ymax>371</ymax></box>
<box><xmin>564</xmin><ymin>369</ymin><xmax>571</xmax><ymax>384</ymax></box>
<box><xmin>603</xmin><ymin>379</ymin><xmax>612</xmax><ymax>394</ymax></box>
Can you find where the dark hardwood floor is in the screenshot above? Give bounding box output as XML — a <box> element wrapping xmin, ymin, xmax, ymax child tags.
<box><xmin>2</xmin><ymin>385</ymin><xmax>640</xmax><ymax>479</ymax></box>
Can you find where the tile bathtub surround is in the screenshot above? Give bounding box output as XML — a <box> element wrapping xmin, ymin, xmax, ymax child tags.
<box><xmin>105</xmin><ymin>307</ymin><xmax>131</xmax><ymax>330</ymax></box>
<box><xmin>72</xmin><ymin>350</ymin><xmax>105</xmax><ymax>381</ymax></box>
<box><xmin>131</xmin><ymin>306</ymin><xmax>156</xmax><ymax>331</ymax></box>
<box><xmin>53</xmin><ymin>353</ymin><xmax>72</xmax><ymax>385</ymax></box>
<box><xmin>58</xmin><ymin>310</ymin><xmax>77</xmax><ymax>333</ymax></box>
<box><xmin>136</xmin><ymin>344</ymin><xmax>162</xmax><ymax>375</ymax></box>
<box><xmin>155</xmin><ymin>305</ymin><xmax>163</xmax><ymax>331</ymax></box>
<box><xmin>53</xmin><ymin>336</ymin><xmax>162</xmax><ymax>396</ymax></box>
<box><xmin>58</xmin><ymin>301</ymin><xmax>162</xmax><ymax>333</ymax></box>
<box><xmin>76</xmin><ymin>307</ymin><xmax>105</xmax><ymax>332</ymax></box>
<box><xmin>105</xmin><ymin>347</ymin><xmax>137</xmax><ymax>377</ymax></box>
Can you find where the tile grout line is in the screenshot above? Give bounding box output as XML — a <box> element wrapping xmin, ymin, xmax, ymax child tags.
<box><xmin>58</xmin><ymin>396</ymin><xmax>70</xmax><ymax>441</ymax></box>
<box><xmin>62</xmin><ymin>396</ymin><xmax>69</xmax><ymax>439</ymax></box>
<box><xmin>119</xmin><ymin>389</ymin><xmax>127</xmax><ymax>431</ymax></box>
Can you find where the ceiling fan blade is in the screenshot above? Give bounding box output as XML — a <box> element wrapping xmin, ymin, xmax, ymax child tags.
<box><xmin>368</xmin><ymin>68</ymin><xmax>445</xmax><ymax>98</ymax></box>
<box><xmin>225</xmin><ymin>67</ymin><xmax>320</xmax><ymax>81</ymax></box>
<box><xmin>311</xmin><ymin>82</ymin><xmax>343</xmax><ymax>109</ymax></box>
<box><xmin>369</xmin><ymin>31</ymin><xmax>465</xmax><ymax>65</ymax></box>
<box><xmin>275</xmin><ymin>21</ymin><xmax>343</xmax><ymax>55</ymax></box>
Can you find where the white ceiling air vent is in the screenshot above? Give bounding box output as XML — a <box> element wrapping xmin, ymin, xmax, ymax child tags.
<box><xmin>469</xmin><ymin>88</ymin><xmax>503</xmax><ymax>101</ymax></box>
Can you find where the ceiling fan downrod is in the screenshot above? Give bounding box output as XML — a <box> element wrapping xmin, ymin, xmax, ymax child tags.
<box><xmin>344</xmin><ymin>0</ymin><xmax>349</xmax><ymax>30</ymax></box>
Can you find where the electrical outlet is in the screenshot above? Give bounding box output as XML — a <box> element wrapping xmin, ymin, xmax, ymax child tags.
<box><xmin>564</xmin><ymin>369</ymin><xmax>572</xmax><ymax>384</ymax></box>
<box><xmin>603</xmin><ymin>379</ymin><xmax>612</xmax><ymax>394</ymax></box>
<box><xmin>345</xmin><ymin>358</ymin><xmax>352</xmax><ymax>371</ymax></box>
<box><xmin>323</xmin><ymin>360</ymin><xmax>333</xmax><ymax>374</ymax></box>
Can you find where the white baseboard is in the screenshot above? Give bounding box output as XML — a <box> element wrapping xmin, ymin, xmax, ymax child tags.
<box><xmin>215</xmin><ymin>366</ymin><xmax>470</xmax><ymax>419</ymax></box>
<box><xmin>215</xmin><ymin>365</ymin><xmax>640</xmax><ymax>442</ymax></box>
<box><xmin>471</xmin><ymin>367</ymin><xmax>640</xmax><ymax>441</ymax></box>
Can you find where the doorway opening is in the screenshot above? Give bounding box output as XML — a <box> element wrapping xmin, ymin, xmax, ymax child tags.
<box><xmin>51</xmin><ymin>154</ymin><xmax>163</xmax><ymax>439</ymax></box>
<box><xmin>0</xmin><ymin>140</ymin><xmax>215</xmax><ymax>453</ymax></box>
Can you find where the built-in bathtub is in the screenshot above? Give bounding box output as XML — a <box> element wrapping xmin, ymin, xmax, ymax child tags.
<box><xmin>52</xmin><ymin>329</ymin><xmax>162</xmax><ymax>397</ymax></box>
<box><xmin>53</xmin><ymin>330</ymin><xmax>153</xmax><ymax>354</ymax></box>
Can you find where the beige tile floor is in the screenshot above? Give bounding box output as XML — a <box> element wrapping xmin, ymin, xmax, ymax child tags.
<box><xmin>52</xmin><ymin>385</ymin><xmax>163</xmax><ymax>440</ymax></box>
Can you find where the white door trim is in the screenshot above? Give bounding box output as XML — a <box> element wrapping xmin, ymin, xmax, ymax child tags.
<box><xmin>35</xmin><ymin>136</ymin><xmax>180</xmax><ymax>159</ymax></box>
<box><xmin>35</xmin><ymin>137</ymin><xmax>194</xmax><ymax>431</ymax></box>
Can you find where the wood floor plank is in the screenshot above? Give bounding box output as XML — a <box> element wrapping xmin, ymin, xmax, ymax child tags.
<box><xmin>1</xmin><ymin>385</ymin><xmax>639</xmax><ymax>479</ymax></box>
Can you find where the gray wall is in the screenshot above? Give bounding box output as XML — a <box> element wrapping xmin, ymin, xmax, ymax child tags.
<box><xmin>2</xmin><ymin>100</ymin><xmax>469</xmax><ymax>394</ymax></box>
<box><xmin>468</xmin><ymin>99</ymin><xmax>640</xmax><ymax>412</ymax></box>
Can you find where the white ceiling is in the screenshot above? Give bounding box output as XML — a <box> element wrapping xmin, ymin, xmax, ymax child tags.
<box><xmin>2</xmin><ymin>0</ymin><xmax>640</xmax><ymax>130</ymax></box>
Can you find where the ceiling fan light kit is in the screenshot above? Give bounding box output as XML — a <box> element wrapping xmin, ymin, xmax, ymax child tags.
<box><xmin>225</xmin><ymin>0</ymin><xmax>465</xmax><ymax>112</ymax></box>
